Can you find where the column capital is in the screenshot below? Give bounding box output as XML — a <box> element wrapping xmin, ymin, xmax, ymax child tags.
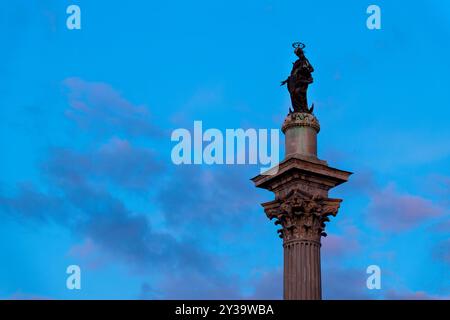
<box><xmin>262</xmin><ymin>188</ymin><xmax>342</xmax><ymax>243</ymax></box>
<box><xmin>281</xmin><ymin>112</ymin><xmax>320</xmax><ymax>133</ymax></box>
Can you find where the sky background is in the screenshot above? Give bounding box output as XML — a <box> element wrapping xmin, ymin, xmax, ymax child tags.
<box><xmin>0</xmin><ymin>0</ymin><xmax>449</xmax><ymax>299</ymax></box>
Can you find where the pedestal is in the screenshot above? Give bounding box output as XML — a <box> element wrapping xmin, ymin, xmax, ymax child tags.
<box><xmin>252</xmin><ymin>112</ymin><xmax>351</xmax><ymax>300</ymax></box>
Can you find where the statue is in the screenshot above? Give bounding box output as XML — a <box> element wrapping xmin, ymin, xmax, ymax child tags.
<box><xmin>281</xmin><ymin>42</ymin><xmax>314</xmax><ymax>113</ymax></box>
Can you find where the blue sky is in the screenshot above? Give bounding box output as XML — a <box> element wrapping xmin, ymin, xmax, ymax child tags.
<box><xmin>0</xmin><ymin>0</ymin><xmax>449</xmax><ymax>299</ymax></box>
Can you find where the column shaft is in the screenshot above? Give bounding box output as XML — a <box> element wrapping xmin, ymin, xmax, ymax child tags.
<box><xmin>283</xmin><ymin>240</ymin><xmax>321</xmax><ymax>300</ymax></box>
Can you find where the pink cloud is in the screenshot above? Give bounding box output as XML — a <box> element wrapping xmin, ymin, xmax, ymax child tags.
<box><xmin>385</xmin><ymin>290</ymin><xmax>450</xmax><ymax>300</ymax></box>
<box><xmin>367</xmin><ymin>184</ymin><xmax>442</xmax><ymax>231</ymax></box>
<box><xmin>63</xmin><ymin>77</ymin><xmax>161</xmax><ymax>138</ymax></box>
<box><xmin>322</xmin><ymin>234</ymin><xmax>360</xmax><ymax>257</ymax></box>
<box><xmin>68</xmin><ymin>238</ymin><xmax>97</xmax><ymax>258</ymax></box>
<box><xmin>322</xmin><ymin>267</ymin><xmax>372</xmax><ymax>299</ymax></box>
<box><xmin>67</xmin><ymin>238</ymin><xmax>108</xmax><ymax>270</ymax></box>
<box><xmin>9</xmin><ymin>292</ymin><xmax>53</xmax><ymax>300</ymax></box>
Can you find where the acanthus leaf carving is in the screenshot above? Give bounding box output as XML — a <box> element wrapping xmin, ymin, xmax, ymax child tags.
<box><xmin>262</xmin><ymin>189</ymin><xmax>342</xmax><ymax>242</ymax></box>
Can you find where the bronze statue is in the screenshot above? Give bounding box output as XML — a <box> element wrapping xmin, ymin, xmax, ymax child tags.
<box><xmin>281</xmin><ymin>42</ymin><xmax>314</xmax><ymax>113</ymax></box>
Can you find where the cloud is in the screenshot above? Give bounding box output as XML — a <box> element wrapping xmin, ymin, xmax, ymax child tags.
<box><xmin>433</xmin><ymin>239</ymin><xmax>450</xmax><ymax>265</ymax></box>
<box><xmin>153</xmin><ymin>271</ymin><xmax>244</xmax><ymax>300</ymax></box>
<box><xmin>157</xmin><ymin>166</ymin><xmax>262</xmax><ymax>228</ymax></box>
<box><xmin>246</xmin><ymin>268</ymin><xmax>283</xmax><ymax>300</ymax></box>
<box><xmin>0</xmin><ymin>180</ymin><xmax>209</xmax><ymax>275</ymax></box>
<box><xmin>42</xmin><ymin>137</ymin><xmax>164</xmax><ymax>192</ymax></box>
<box><xmin>1</xmin><ymin>136</ymin><xmax>218</xmax><ymax>277</ymax></box>
<box><xmin>0</xmin><ymin>183</ymin><xmax>68</xmax><ymax>224</ymax></box>
<box><xmin>152</xmin><ymin>267</ymin><xmax>283</xmax><ymax>300</ymax></box>
<box><xmin>338</xmin><ymin>168</ymin><xmax>377</xmax><ymax>196</ymax></box>
<box><xmin>63</xmin><ymin>77</ymin><xmax>162</xmax><ymax>138</ymax></box>
<box><xmin>322</xmin><ymin>234</ymin><xmax>360</xmax><ymax>258</ymax></box>
<box><xmin>67</xmin><ymin>238</ymin><xmax>108</xmax><ymax>270</ymax></box>
<box><xmin>320</xmin><ymin>226</ymin><xmax>370</xmax><ymax>300</ymax></box>
<box><xmin>54</xmin><ymin>178</ymin><xmax>215</xmax><ymax>274</ymax></box>
<box><xmin>322</xmin><ymin>267</ymin><xmax>372</xmax><ymax>300</ymax></box>
<box><xmin>1</xmin><ymin>74</ymin><xmax>265</xmax><ymax>297</ymax></box>
<box><xmin>138</xmin><ymin>282</ymin><xmax>162</xmax><ymax>300</ymax></box>
<box><xmin>8</xmin><ymin>292</ymin><xmax>53</xmax><ymax>300</ymax></box>
<box><xmin>367</xmin><ymin>184</ymin><xmax>442</xmax><ymax>232</ymax></box>
<box><xmin>384</xmin><ymin>290</ymin><xmax>450</xmax><ymax>300</ymax></box>
<box><xmin>425</xmin><ymin>174</ymin><xmax>450</xmax><ymax>207</ymax></box>
<box><xmin>431</xmin><ymin>219</ymin><xmax>450</xmax><ymax>233</ymax></box>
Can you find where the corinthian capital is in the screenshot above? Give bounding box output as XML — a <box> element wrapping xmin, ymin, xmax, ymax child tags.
<box><xmin>262</xmin><ymin>189</ymin><xmax>341</xmax><ymax>243</ymax></box>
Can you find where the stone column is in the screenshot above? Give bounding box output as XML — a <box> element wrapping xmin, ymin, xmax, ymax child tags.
<box><xmin>284</xmin><ymin>240</ymin><xmax>321</xmax><ymax>300</ymax></box>
<box><xmin>252</xmin><ymin>112</ymin><xmax>351</xmax><ymax>300</ymax></box>
<box><xmin>282</xmin><ymin>112</ymin><xmax>320</xmax><ymax>159</ymax></box>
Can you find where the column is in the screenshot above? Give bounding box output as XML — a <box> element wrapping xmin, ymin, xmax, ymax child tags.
<box><xmin>284</xmin><ymin>240</ymin><xmax>321</xmax><ymax>300</ymax></box>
